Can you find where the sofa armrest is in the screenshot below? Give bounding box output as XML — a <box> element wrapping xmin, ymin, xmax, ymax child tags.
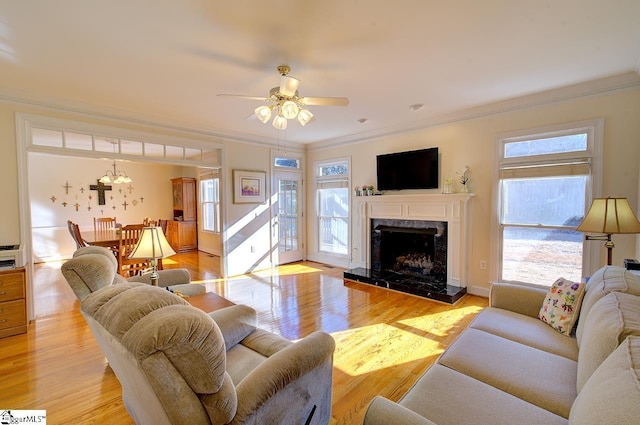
<box><xmin>207</xmin><ymin>305</ymin><xmax>257</xmax><ymax>349</ymax></box>
<box><xmin>490</xmin><ymin>282</ymin><xmax>547</xmax><ymax>318</ymax></box>
<box><xmin>364</xmin><ymin>396</ymin><xmax>437</xmax><ymax>425</ymax></box>
<box><xmin>127</xmin><ymin>268</ymin><xmax>191</xmax><ymax>287</ymax></box>
<box><xmin>234</xmin><ymin>331</ymin><xmax>335</xmax><ymax>424</ymax></box>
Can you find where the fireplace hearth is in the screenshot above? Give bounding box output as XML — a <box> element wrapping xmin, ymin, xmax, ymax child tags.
<box><xmin>343</xmin><ymin>267</ymin><xmax>466</xmax><ymax>304</ymax></box>
<box><xmin>345</xmin><ymin>218</ymin><xmax>466</xmax><ymax>304</ymax></box>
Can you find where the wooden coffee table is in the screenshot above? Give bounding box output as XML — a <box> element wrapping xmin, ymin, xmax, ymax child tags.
<box><xmin>187</xmin><ymin>291</ymin><xmax>235</xmax><ymax>312</ymax></box>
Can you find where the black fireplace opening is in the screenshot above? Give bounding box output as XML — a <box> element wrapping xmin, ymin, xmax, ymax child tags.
<box><xmin>371</xmin><ymin>220</ymin><xmax>447</xmax><ymax>285</ymax></box>
<box><xmin>344</xmin><ymin>219</ymin><xmax>466</xmax><ymax>304</ymax></box>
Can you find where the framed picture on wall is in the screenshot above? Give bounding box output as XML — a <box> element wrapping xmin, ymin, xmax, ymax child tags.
<box><xmin>233</xmin><ymin>169</ymin><xmax>266</xmax><ymax>204</ymax></box>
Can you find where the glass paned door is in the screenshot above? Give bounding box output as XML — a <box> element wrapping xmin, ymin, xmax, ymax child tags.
<box><xmin>273</xmin><ymin>171</ymin><xmax>303</xmax><ymax>265</ymax></box>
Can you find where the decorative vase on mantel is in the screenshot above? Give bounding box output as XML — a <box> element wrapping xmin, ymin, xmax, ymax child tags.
<box><xmin>457</xmin><ymin>166</ymin><xmax>470</xmax><ymax>194</ymax></box>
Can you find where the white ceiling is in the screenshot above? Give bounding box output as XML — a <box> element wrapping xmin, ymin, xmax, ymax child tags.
<box><xmin>1</xmin><ymin>1</ymin><xmax>639</xmax><ymax>146</ymax></box>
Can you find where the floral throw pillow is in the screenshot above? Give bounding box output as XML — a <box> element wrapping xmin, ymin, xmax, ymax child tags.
<box><xmin>538</xmin><ymin>278</ymin><xmax>586</xmax><ymax>336</ymax></box>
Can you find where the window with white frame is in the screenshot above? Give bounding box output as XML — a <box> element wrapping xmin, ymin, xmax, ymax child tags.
<box><xmin>495</xmin><ymin>120</ymin><xmax>602</xmax><ymax>286</ymax></box>
<box><xmin>200</xmin><ymin>170</ymin><xmax>220</xmax><ymax>233</ymax></box>
<box><xmin>316</xmin><ymin>159</ymin><xmax>350</xmax><ymax>256</ymax></box>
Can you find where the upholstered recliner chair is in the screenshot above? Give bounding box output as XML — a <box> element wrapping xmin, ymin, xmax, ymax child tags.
<box><xmin>81</xmin><ymin>282</ymin><xmax>335</xmax><ymax>424</ymax></box>
<box><xmin>61</xmin><ymin>245</ymin><xmax>205</xmax><ymax>300</ymax></box>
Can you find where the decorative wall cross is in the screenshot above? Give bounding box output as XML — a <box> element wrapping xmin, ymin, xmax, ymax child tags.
<box><xmin>63</xmin><ymin>181</ymin><xmax>73</xmax><ymax>194</ymax></box>
<box><xmin>89</xmin><ymin>180</ymin><xmax>113</xmax><ymax>205</ymax></box>
<box><xmin>122</xmin><ymin>200</ymin><xmax>129</xmax><ymax>211</ymax></box>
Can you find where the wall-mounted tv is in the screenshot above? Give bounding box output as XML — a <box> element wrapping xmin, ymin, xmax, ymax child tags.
<box><xmin>376</xmin><ymin>147</ymin><xmax>439</xmax><ymax>190</ymax></box>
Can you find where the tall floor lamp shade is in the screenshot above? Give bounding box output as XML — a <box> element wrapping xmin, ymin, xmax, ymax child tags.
<box><xmin>128</xmin><ymin>225</ymin><xmax>176</xmax><ymax>286</ymax></box>
<box><xmin>575</xmin><ymin>197</ymin><xmax>640</xmax><ymax>266</ymax></box>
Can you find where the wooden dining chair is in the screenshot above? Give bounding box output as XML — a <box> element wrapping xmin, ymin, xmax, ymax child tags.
<box><xmin>67</xmin><ymin>220</ymin><xmax>88</xmax><ymax>249</ymax></box>
<box><xmin>157</xmin><ymin>219</ymin><xmax>168</xmax><ymax>234</ymax></box>
<box><xmin>143</xmin><ymin>217</ymin><xmax>158</xmax><ymax>227</ymax></box>
<box><xmin>94</xmin><ymin>217</ymin><xmax>117</xmax><ymax>232</ymax></box>
<box><xmin>117</xmin><ymin>224</ymin><xmax>150</xmax><ymax>277</ymax></box>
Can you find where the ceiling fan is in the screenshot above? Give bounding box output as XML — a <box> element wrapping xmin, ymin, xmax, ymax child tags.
<box><xmin>217</xmin><ymin>65</ymin><xmax>349</xmax><ymax>130</ymax></box>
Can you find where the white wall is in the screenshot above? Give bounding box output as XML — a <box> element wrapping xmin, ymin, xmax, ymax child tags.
<box><xmin>306</xmin><ymin>88</ymin><xmax>640</xmax><ymax>295</ymax></box>
<box><xmin>222</xmin><ymin>142</ymin><xmax>273</xmax><ymax>276</ymax></box>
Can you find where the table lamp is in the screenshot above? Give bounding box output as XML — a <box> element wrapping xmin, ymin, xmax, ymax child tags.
<box><xmin>128</xmin><ymin>225</ymin><xmax>176</xmax><ymax>286</ymax></box>
<box><xmin>575</xmin><ymin>197</ymin><xmax>640</xmax><ymax>265</ymax></box>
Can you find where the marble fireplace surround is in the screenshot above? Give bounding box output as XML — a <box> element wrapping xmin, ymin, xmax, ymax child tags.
<box><xmin>346</xmin><ymin>193</ymin><xmax>474</xmax><ymax>301</ymax></box>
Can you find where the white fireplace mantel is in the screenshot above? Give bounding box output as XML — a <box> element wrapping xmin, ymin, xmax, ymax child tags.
<box><xmin>351</xmin><ymin>193</ymin><xmax>474</xmax><ymax>287</ymax></box>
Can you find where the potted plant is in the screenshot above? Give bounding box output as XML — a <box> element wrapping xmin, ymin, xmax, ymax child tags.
<box><xmin>361</xmin><ymin>185</ymin><xmax>369</xmax><ymax>196</ymax></box>
<box><xmin>366</xmin><ymin>185</ymin><xmax>374</xmax><ymax>196</ymax></box>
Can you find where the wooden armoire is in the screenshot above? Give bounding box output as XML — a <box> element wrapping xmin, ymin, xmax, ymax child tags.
<box><xmin>167</xmin><ymin>177</ymin><xmax>197</xmax><ymax>252</ymax></box>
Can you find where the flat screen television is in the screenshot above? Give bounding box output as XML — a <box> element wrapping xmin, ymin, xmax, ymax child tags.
<box><xmin>376</xmin><ymin>147</ymin><xmax>439</xmax><ymax>190</ymax></box>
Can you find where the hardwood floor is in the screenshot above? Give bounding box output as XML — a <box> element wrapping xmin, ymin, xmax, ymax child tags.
<box><xmin>0</xmin><ymin>251</ymin><xmax>488</xmax><ymax>424</ymax></box>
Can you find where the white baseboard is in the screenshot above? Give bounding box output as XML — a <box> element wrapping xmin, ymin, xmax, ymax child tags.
<box><xmin>306</xmin><ymin>252</ymin><xmax>350</xmax><ymax>268</ymax></box>
<box><xmin>467</xmin><ymin>284</ymin><xmax>490</xmax><ymax>298</ymax></box>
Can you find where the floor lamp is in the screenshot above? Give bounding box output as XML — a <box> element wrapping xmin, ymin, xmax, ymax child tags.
<box><xmin>128</xmin><ymin>225</ymin><xmax>176</xmax><ymax>286</ymax></box>
<box><xmin>575</xmin><ymin>197</ymin><xmax>640</xmax><ymax>266</ymax></box>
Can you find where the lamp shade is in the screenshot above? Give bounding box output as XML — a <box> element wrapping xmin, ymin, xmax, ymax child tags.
<box><xmin>297</xmin><ymin>109</ymin><xmax>313</xmax><ymax>126</ymax></box>
<box><xmin>576</xmin><ymin>197</ymin><xmax>640</xmax><ymax>234</ymax></box>
<box><xmin>272</xmin><ymin>114</ymin><xmax>288</xmax><ymax>130</ymax></box>
<box><xmin>129</xmin><ymin>226</ymin><xmax>176</xmax><ymax>260</ymax></box>
<box><xmin>255</xmin><ymin>105</ymin><xmax>272</xmax><ymax>123</ymax></box>
<box><xmin>281</xmin><ymin>100</ymin><xmax>300</xmax><ymax>119</ymax></box>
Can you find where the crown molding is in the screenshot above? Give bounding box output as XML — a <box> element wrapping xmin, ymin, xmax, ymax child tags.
<box><xmin>308</xmin><ymin>71</ymin><xmax>640</xmax><ymax>152</ymax></box>
<box><xmin>0</xmin><ymin>88</ymin><xmax>305</xmax><ymax>152</ymax></box>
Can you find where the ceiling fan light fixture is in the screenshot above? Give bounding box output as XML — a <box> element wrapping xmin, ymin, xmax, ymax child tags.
<box><xmin>255</xmin><ymin>105</ymin><xmax>272</xmax><ymax>123</ymax></box>
<box><xmin>219</xmin><ymin>65</ymin><xmax>349</xmax><ymax>130</ymax></box>
<box><xmin>281</xmin><ymin>100</ymin><xmax>299</xmax><ymax>119</ymax></box>
<box><xmin>272</xmin><ymin>114</ymin><xmax>288</xmax><ymax>130</ymax></box>
<box><xmin>297</xmin><ymin>109</ymin><xmax>313</xmax><ymax>126</ymax></box>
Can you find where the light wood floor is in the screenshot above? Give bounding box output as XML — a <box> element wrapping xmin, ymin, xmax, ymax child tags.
<box><xmin>0</xmin><ymin>251</ymin><xmax>488</xmax><ymax>424</ymax></box>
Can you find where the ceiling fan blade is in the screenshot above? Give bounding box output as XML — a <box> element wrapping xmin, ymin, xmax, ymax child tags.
<box><xmin>300</xmin><ymin>96</ymin><xmax>350</xmax><ymax>106</ymax></box>
<box><xmin>279</xmin><ymin>76</ymin><xmax>300</xmax><ymax>97</ymax></box>
<box><xmin>217</xmin><ymin>94</ymin><xmax>269</xmax><ymax>101</ymax></box>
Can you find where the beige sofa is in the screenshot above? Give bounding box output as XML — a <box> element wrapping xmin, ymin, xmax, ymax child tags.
<box><xmin>363</xmin><ymin>266</ymin><xmax>640</xmax><ymax>425</ymax></box>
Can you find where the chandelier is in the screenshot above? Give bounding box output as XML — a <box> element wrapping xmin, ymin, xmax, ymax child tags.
<box><xmin>254</xmin><ymin>88</ymin><xmax>314</xmax><ymax>130</ymax></box>
<box><xmin>99</xmin><ymin>160</ymin><xmax>132</xmax><ymax>184</ymax></box>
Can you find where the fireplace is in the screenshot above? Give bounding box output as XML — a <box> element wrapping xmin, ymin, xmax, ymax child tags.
<box><xmin>343</xmin><ymin>193</ymin><xmax>473</xmax><ymax>304</ymax></box>
<box><xmin>371</xmin><ymin>219</ymin><xmax>447</xmax><ymax>284</ymax></box>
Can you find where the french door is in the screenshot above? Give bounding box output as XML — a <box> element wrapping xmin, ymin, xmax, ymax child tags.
<box><xmin>273</xmin><ymin>171</ymin><xmax>303</xmax><ymax>265</ymax></box>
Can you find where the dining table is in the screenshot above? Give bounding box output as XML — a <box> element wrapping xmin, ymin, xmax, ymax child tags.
<box><xmin>83</xmin><ymin>229</ymin><xmax>120</xmax><ymax>248</ymax></box>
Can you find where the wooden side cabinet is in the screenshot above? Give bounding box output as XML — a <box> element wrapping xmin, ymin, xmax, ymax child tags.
<box><xmin>169</xmin><ymin>177</ymin><xmax>197</xmax><ymax>252</ymax></box>
<box><xmin>167</xmin><ymin>220</ymin><xmax>197</xmax><ymax>252</ymax></box>
<box><xmin>171</xmin><ymin>177</ymin><xmax>197</xmax><ymax>222</ymax></box>
<box><xmin>0</xmin><ymin>267</ymin><xmax>27</xmax><ymax>338</ymax></box>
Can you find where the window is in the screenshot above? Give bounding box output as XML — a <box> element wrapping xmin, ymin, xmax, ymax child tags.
<box><xmin>200</xmin><ymin>170</ymin><xmax>220</xmax><ymax>233</ymax></box>
<box><xmin>495</xmin><ymin>120</ymin><xmax>602</xmax><ymax>286</ymax></box>
<box><xmin>316</xmin><ymin>159</ymin><xmax>350</xmax><ymax>255</ymax></box>
<box><xmin>29</xmin><ymin>126</ymin><xmax>219</xmax><ymax>167</ymax></box>
<box><xmin>274</xmin><ymin>156</ymin><xmax>300</xmax><ymax>169</ymax></box>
